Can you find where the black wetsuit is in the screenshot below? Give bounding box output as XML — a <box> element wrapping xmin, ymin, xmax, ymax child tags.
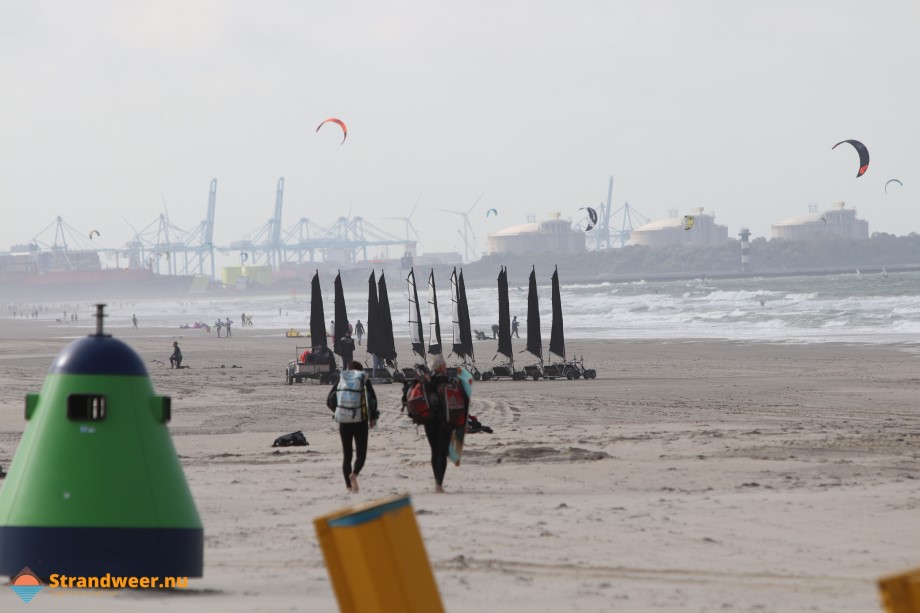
<box><xmin>339</xmin><ymin>422</ymin><xmax>369</xmax><ymax>488</ymax></box>
<box><xmin>170</xmin><ymin>345</ymin><xmax>182</xmax><ymax>368</ymax></box>
<box><xmin>424</xmin><ymin>422</ymin><xmax>452</xmax><ymax>487</ymax></box>
<box><xmin>339</xmin><ymin>336</ymin><xmax>355</xmax><ymax>370</ymax></box>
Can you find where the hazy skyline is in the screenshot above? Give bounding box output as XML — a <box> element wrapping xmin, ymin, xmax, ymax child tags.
<box><xmin>2</xmin><ymin>1</ymin><xmax>918</xmax><ymax>264</ymax></box>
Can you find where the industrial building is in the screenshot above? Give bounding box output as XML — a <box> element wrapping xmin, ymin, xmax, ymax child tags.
<box><xmin>628</xmin><ymin>209</ymin><xmax>729</xmax><ymax>247</ymax></box>
<box><xmin>487</xmin><ymin>215</ymin><xmax>586</xmax><ymax>256</ymax></box>
<box><xmin>771</xmin><ymin>203</ymin><xmax>868</xmax><ymax>241</ymax></box>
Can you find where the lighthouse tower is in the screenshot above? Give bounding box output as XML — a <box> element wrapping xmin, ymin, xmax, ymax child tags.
<box><xmin>739</xmin><ymin>228</ymin><xmax>751</xmax><ymax>272</ymax></box>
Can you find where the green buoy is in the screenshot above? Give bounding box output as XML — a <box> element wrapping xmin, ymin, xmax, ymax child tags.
<box><xmin>0</xmin><ymin>305</ymin><xmax>203</xmax><ymax>579</ymax></box>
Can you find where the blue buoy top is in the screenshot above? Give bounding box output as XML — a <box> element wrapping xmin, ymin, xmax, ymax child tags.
<box><xmin>49</xmin><ymin>304</ymin><xmax>148</xmax><ymax>376</ymax></box>
<box><xmin>50</xmin><ymin>335</ymin><xmax>148</xmax><ymax>376</ymax></box>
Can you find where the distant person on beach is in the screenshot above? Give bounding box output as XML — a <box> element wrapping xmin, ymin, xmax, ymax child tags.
<box><xmin>225</xmin><ymin>318</ymin><xmax>233</xmax><ymax>337</ymax></box>
<box><xmin>355</xmin><ymin>320</ymin><xmax>365</xmax><ymax>345</ymax></box>
<box><xmin>511</xmin><ymin>316</ymin><xmax>519</xmax><ymax>338</ymax></box>
<box><xmin>328</xmin><ymin>360</ymin><xmax>378</xmax><ymax>493</ymax></box>
<box><xmin>169</xmin><ymin>341</ymin><xmax>183</xmax><ymax>369</ymax></box>
<box><xmin>215</xmin><ymin>319</ymin><xmax>223</xmax><ymax>338</ymax></box>
<box><xmin>338</xmin><ymin>330</ymin><xmax>355</xmax><ymax>370</ymax></box>
<box><xmin>132</xmin><ymin>314</ymin><xmax>138</xmax><ymax>329</ymax></box>
<box><xmin>491</xmin><ymin>324</ymin><xmax>499</xmax><ymax>339</ymax></box>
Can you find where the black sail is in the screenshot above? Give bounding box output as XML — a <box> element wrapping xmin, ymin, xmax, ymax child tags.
<box><xmin>526</xmin><ymin>266</ymin><xmax>542</xmax><ymax>361</ymax></box>
<box><xmin>450</xmin><ymin>268</ymin><xmax>465</xmax><ymax>359</ymax></box>
<box><xmin>366</xmin><ymin>271</ymin><xmax>380</xmax><ymax>358</ymax></box>
<box><xmin>458</xmin><ymin>269</ymin><xmax>474</xmax><ymax>361</ymax></box>
<box><xmin>427</xmin><ymin>269</ymin><xmax>442</xmax><ymax>355</ymax></box>
<box><xmin>549</xmin><ymin>266</ymin><xmax>566</xmax><ymax>360</ymax></box>
<box><xmin>496</xmin><ymin>266</ymin><xmax>513</xmax><ymax>362</ymax></box>
<box><xmin>333</xmin><ymin>271</ymin><xmax>349</xmax><ymax>356</ymax></box>
<box><xmin>377</xmin><ymin>272</ymin><xmax>398</xmax><ymax>364</ymax></box>
<box><xmin>407</xmin><ymin>268</ymin><xmax>426</xmax><ymax>360</ymax></box>
<box><xmin>310</xmin><ymin>271</ymin><xmax>327</xmax><ymax>348</ymax></box>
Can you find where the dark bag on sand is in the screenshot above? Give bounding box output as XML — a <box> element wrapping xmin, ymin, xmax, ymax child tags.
<box><xmin>272</xmin><ymin>430</ymin><xmax>309</xmax><ymax>447</ymax></box>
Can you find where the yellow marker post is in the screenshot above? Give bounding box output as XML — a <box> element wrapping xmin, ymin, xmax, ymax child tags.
<box><xmin>314</xmin><ymin>494</ymin><xmax>444</xmax><ymax>613</ymax></box>
<box><xmin>879</xmin><ymin>566</ymin><xmax>920</xmax><ymax>612</ymax></box>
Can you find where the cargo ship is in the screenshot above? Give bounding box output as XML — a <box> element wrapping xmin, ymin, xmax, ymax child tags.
<box><xmin>0</xmin><ymin>248</ymin><xmax>194</xmax><ymax>301</ymax></box>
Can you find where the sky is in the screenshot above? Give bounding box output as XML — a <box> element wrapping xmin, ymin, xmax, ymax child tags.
<box><xmin>2</xmin><ymin>0</ymin><xmax>919</xmax><ymax>267</ymax></box>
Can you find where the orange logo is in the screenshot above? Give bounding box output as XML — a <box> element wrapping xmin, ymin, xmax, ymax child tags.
<box><xmin>9</xmin><ymin>567</ymin><xmax>43</xmax><ymax>603</ymax></box>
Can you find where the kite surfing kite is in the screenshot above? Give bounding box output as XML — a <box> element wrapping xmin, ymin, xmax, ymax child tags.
<box><xmin>580</xmin><ymin>207</ymin><xmax>598</xmax><ymax>232</ymax></box>
<box><xmin>486</xmin><ymin>208</ymin><xmax>498</xmax><ymax>217</ymax></box>
<box><xmin>89</xmin><ymin>230</ymin><xmax>100</xmax><ymax>239</ymax></box>
<box><xmin>316</xmin><ymin>118</ymin><xmax>347</xmax><ymax>144</ymax></box>
<box><xmin>832</xmin><ymin>139</ymin><xmax>869</xmax><ymax>178</ymax></box>
<box><xmin>819</xmin><ymin>217</ymin><xmax>827</xmax><ymax>225</ymax></box>
<box><xmin>885</xmin><ymin>179</ymin><xmax>903</xmax><ymax>194</ymax></box>
<box><xmin>240</xmin><ymin>252</ymin><xmax>249</xmax><ymax>263</ymax></box>
<box><xmin>683</xmin><ymin>215</ymin><xmax>695</xmax><ymax>231</ymax></box>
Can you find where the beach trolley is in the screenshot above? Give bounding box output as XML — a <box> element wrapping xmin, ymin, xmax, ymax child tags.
<box><xmin>878</xmin><ymin>565</ymin><xmax>920</xmax><ymax>612</ymax></box>
<box><xmin>314</xmin><ymin>494</ymin><xmax>443</xmax><ymax>613</ymax></box>
<box><xmin>286</xmin><ymin>345</ymin><xmax>337</xmax><ymax>385</ymax></box>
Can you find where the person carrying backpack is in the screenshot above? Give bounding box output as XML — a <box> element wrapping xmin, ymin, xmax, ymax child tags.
<box><xmin>404</xmin><ymin>354</ymin><xmax>470</xmax><ymax>493</ymax></box>
<box><xmin>327</xmin><ymin>361</ymin><xmax>378</xmax><ymax>493</ymax></box>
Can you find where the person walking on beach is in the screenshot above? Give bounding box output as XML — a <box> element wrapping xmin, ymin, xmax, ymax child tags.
<box><xmin>169</xmin><ymin>341</ymin><xmax>183</xmax><ymax>369</ymax></box>
<box><xmin>338</xmin><ymin>330</ymin><xmax>355</xmax><ymax>370</ymax></box>
<box><xmin>491</xmin><ymin>324</ymin><xmax>499</xmax><ymax>339</ymax></box>
<box><xmin>355</xmin><ymin>320</ymin><xmax>365</xmax><ymax>345</ymax></box>
<box><xmin>328</xmin><ymin>361</ymin><xmax>378</xmax><ymax>493</ymax></box>
<box><xmin>225</xmin><ymin>318</ymin><xmax>233</xmax><ymax>337</ymax></box>
<box><xmin>132</xmin><ymin>314</ymin><xmax>138</xmax><ymax>329</ymax></box>
<box><xmin>215</xmin><ymin>319</ymin><xmax>223</xmax><ymax>338</ymax></box>
<box><xmin>511</xmin><ymin>316</ymin><xmax>519</xmax><ymax>338</ymax></box>
<box><xmin>421</xmin><ymin>354</ymin><xmax>469</xmax><ymax>493</ymax></box>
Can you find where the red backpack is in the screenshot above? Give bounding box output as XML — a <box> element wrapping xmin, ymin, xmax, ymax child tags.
<box><xmin>405</xmin><ymin>378</ymin><xmax>467</xmax><ymax>427</ymax></box>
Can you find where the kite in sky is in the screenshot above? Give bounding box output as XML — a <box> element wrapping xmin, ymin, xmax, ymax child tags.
<box><xmin>316</xmin><ymin>118</ymin><xmax>347</xmax><ymax>144</ymax></box>
<box><xmin>580</xmin><ymin>206</ymin><xmax>598</xmax><ymax>232</ymax></box>
<box><xmin>832</xmin><ymin>139</ymin><xmax>869</xmax><ymax>178</ymax></box>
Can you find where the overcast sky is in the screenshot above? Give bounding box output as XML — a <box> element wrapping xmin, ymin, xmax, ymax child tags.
<box><xmin>2</xmin><ymin>1</ymin><xmax>918</xmax><ymax>263</ymax></box>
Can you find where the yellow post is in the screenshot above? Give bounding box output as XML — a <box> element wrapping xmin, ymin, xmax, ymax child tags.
<box><xmin>879</xmin><ymin>566</ymin><xmax>920</xmax><ymax>612</ymax></box>
<box><xmin>314</xmin><ymin>494</ymin><xmax>444</xmax><ymax>613</ymax></box>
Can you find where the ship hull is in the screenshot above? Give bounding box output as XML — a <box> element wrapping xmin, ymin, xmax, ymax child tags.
<box><xmin>0</xmin><ymin>270</ymin><xmax>194</xmax><ymax>301</ymax></box>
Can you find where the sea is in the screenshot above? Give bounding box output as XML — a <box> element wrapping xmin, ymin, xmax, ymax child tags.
<box><xmin>20</xmin><ymin>269</ymin><xmax>920</xmax><ymax>346</ymax></box>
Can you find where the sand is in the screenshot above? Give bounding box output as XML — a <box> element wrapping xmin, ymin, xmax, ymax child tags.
<box><xmin>0</xmin><ymin>318</ymin><xmax>918</xmax><ymax>612</ymax></box>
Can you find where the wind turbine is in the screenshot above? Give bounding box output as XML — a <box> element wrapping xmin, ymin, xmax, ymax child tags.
<box><xmin>383</xmin><ymin>194</ymin><xmax>423</xmax><ymax>246</ymax></box>
<box><xmin>438</xmin><ymin>191</ymin><xmax>484</xmax><ymax>264</ymax></box>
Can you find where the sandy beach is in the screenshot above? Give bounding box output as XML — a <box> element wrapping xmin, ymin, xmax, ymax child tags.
<box><xmin>0</xmin><ymin>317</ymin><xmax>918</xmax><ymax>612</ymax></box>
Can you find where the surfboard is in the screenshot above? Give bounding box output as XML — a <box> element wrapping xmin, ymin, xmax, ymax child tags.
<box><xmin>448</xmin><ymin>428</ymin><xmax>465</xmax><ymax>466</ymax></box>
<box><xmin>448</xmin><ymin>366</ymin><xmax>473</xmax><ymax>465</ymax></box>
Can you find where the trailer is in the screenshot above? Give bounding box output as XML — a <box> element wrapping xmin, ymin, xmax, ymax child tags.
<box><xmin>286</xmin><ymin>346</ymin><xmax>338</xmax><ymax>385</ymax></box>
